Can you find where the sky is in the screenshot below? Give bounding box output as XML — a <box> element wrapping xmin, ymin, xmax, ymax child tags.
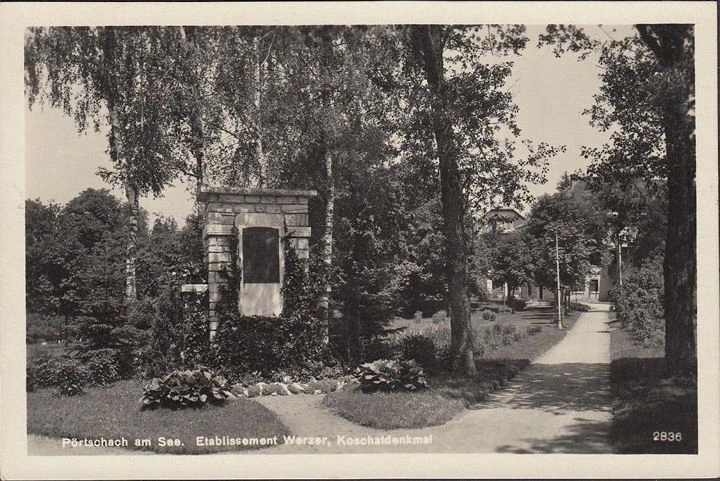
<box><xmin>24</xmin><ymin>25</ymin><xmax>631</xmax><ymax>222</ymax></box>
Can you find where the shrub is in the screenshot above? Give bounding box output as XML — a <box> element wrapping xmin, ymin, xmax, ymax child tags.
<box><xmin>126</xmin><ymin>298</ymin><xmax>157</xmax><ymax>330</ymax></box>
<box><xmin>482</xmin><ymin>309</ymin><xmax>496</xmax><ymax>321</ymax></box>
<box><xmin>31</xmin><ymin>355</ymin><xmax>88</xmax><ymax>396</ymax></box>
<box><xmin>76</xmin><ymin>348</ymin><xmax>121</xmax><ymax>386</ymax></box>
<box><xmin>214</xmin><ymin>311</ymin><xmax>334</xmax><ymax>381</ymax></box>
<box><xmin>526</xmin><ymin>325</ymin><xmax>543</xmax><ymax>336</ymax></box>
<box><xmin>611</xmin><ymin>256</ymin><xmax>665</xmax><ymax>347</ymax></box>
<box><xmin>401</xmin><ymin>334</ymin><xmax>436</xmax><ymax>369</ymax></box>
<box><xmin>508</xmin><ymin>298</ymin><xmax>527</xmax><ymax>312</ymax></box>
<box><xmin>435</xmin><ymin>346</ymin><xmax>453</xmax><ymax>371</ymax></box>
<box><xmin>355</xmin><ymin>359</ymin><xmax>428</xmax><ymax>393</ymax></box>
<box><xmin>501</xmin><ymin>325</ymin><xmax>519</xmax><ymax>345</ymax></box>
<box><xmin>362</xmin><ymin>337</ymin><xmax>400</xmax><ymax>363</ymax></box>
<box><xmin>53</xmin><ymin>359</ymin><xmax>87</xmax><ymax>396</ymax></box>
<box><xmin>141</xmin><ymin>367</ymin><xmax>233</xmax><ymax>410</ymax></box>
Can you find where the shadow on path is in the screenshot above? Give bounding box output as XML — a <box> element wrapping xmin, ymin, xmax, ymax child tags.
<box><xmin>483</xmin><ymin>362</ymin><xmax>612</xmax><ymax>414</ymax></box>
<box><xmin>495</xmin><ymin>416</ymin><xmax>611</xmax><ymax>453</ymax></box>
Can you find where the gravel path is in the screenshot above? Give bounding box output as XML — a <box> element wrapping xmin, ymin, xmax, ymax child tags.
<box><xmin>27</xmin><ymin>304</ymin><xmax>613</xmax><ymax>455</ymax></box>
<box><xmin>255</xmin><ymin>303</ymin><xmax>614</xmax><ymax>454</ymax></box>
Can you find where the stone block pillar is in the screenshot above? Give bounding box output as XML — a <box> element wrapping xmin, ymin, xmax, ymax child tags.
<box><xmin>197</xmin><ymin>186</ymin><xmax>316</xmax><ymax>337</ymax></box>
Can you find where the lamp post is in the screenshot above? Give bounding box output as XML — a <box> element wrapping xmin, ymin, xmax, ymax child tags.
<box><xmin>555</xmin><ymin>232</ymin><xmax>564</xmax><ymax>329</ymax></box>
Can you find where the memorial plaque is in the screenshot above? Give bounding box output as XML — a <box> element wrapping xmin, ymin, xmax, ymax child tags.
<box><xmin>242</xmin><ymin>226</ymin><xmax>280</xmax><ymax>283</ymax></box>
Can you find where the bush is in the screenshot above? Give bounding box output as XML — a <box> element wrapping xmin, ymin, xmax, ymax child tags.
<box><xmin>482</xmin><ymin>309</ymin><xmax>496</xmax><ymax>321</ymax></box>
<box><xmin>508</xmin><ymin>298</ymin><xmax>527</xmax><ymax>312</ymax></box>
<box><xmin>526</xmin><ymin>325</ymin><xmax>543</xmax><ymax>336</ymax></box>
<box><xmin>355</xmin><ymin>359</ymin><xmax>428</xmax><ymax>393</ymax></box>
<box><xmin>31</xmin><ymin>355</ymin><xmax>86</xmax><ymax>394</ymax></box>
<box><xmin>31</xmin><ymin>356</ymin><xmax>87</xmax><ymax>396</ymax></box>
<box><xmin>501</xmin><ymin>325</ymin><xmax>520</xmax><ymax>345</ymax></box>
<box><xmin>214</xmin><ymin>310</ymin><xmax>335</xmax><ymax>382</ymax></box>
<box><xmin>141</xmin><ymin>367</ymin><xmax>233</xmax><ymax>410</ymax></box>
<box><xmin>361</xmin><ymin>337</ymin><xmax>400</xmax><ymax>362</ymax></box>
<box><xmin>611</xmin><ymin>256</ymin><xmax>665</xmax><ymax>347</ymax></box>
<box><xmin>76</xmin><ymin>348</ymin><xmax>121</xmax><ymax>386</ymax></box>
<box><xmin>401</xmin><ymin>334</ymin><xmax>436</xmax><ymax>369</ymax></box>
<box><xmin>53</xmin><ymin>359</ymin><xmax>87</xmax><ymax>396</ymax></box>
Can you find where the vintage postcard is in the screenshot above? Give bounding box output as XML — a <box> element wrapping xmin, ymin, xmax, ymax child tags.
<box><xmin>1</xmin><ymin>1</ymin><xmax>718</xmax><ymax>479</ymax></box>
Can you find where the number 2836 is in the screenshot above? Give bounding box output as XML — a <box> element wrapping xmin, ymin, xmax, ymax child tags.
<box><xmin>653</xmin><ymin>432</ymin><xmax>682</xmax><ymax>441</ymax></box>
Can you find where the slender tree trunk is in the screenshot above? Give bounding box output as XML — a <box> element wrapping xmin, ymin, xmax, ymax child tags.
<box><xmin>414</xmin><ymin>25</ymin><xmax>475</xmax><ymax>376</ymax></box>
<box><xmin>318</xmin><ymin>147</ymin><xmax>334</xmax><ymax>345</ymax></box>
<box><xmin>317</xmin><ymin>28</ymin><xmax>335</xmax><ymax>345</ymax></box>
<box><xmin>124</xmin><ymin>183</ymin><xmax>139</xmax><ymax>304</ymax></box>
<box><xmin>253</xmin><ymin>34</ymin><xmax>266</xmax><ymax>187</ymax></box>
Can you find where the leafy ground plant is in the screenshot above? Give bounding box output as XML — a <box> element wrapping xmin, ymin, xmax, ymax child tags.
<box><xmin>27</xmin><ymin>380</ymin><xmax>290</xmax><ymax>454</ymax></box>
<box><xmin>141</xmin><ymin>367</ymin><xmax>233</xmax><ymax>410</ymax></box>
<box><xmin>356</xmin><ymin>359</ymin><xmax>428</xmax><ymax>393</ymax></box>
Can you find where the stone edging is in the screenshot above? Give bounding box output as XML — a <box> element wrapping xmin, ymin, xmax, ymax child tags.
<box><xmin>231</xmin><ymin>378</ymin><xmax>355</xmax><ymax>398</ymax></box>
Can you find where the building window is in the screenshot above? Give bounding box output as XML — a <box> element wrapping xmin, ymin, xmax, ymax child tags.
<box><xmin>590</xmin><ymin>279</ymin><xmax>599</xmax><ymax>293</ymax></box>
<box><xmin>242</xmin><ymin>227</ymin><xmax>280</xmax><ymax>283</ymax></box>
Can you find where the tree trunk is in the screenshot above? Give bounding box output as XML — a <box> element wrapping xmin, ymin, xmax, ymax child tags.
<box><xmin>124</xmin><ymin>183</ymin><xmax>139</xmax><ymax>304</ymax></box>
<box><xmin>253</xmin><ymin>34</ymin><xmax>266</xmax><ymax>187</ymax></box>
<box><xmin>638</xmin><ymin>25</ymin><xmax>697</xmax><ymax>376</ymax></box>
<box><xmin>318</xmin><ymin>148</ymin><xmax>334</xmax><ymax>345</ymax></box>
<box><xmin>661</xmin><ymin>57</ymin><xmax>696</xmax><ymax>377</ymax></box>
<box><xmin>317</xmin><ymin>29</ymin><xmax>335</xmax><ymax>345</ymax></box>
<box><xmin>414</xmin><ymin>25</ymin><xmax>475</xmax><ymax>376</ymax></box>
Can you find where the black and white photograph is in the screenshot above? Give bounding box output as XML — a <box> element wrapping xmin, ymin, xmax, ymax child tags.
<box><xmin>1</xmin><ymin>2</ymin><xmax>718</xmax><ymax>479</ymax></box>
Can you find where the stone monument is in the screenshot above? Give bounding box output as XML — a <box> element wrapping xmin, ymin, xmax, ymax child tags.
<box><xmin>184</xmin><ymin>186</ymin><xmax>316</xmax><ymax>337</ymax></box>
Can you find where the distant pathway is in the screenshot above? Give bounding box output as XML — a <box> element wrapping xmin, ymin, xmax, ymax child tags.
<box><xmin>255</xmin><ymin>303</ymin><xmax>614</xmax><ymax>454</ymax></box>
<box><xmin>27</xmin><ymin>304</ymin><xmax>613</xmax><ymax>455</ymax></box>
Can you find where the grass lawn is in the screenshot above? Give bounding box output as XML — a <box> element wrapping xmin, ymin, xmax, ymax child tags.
<box><xmin>325</xmin><ymin>306</ymin><xmax>580</xmax><ymax>430</ymax></box>
<box><xmin>27</xmin><ymin>342</ymin><xmax>68</xmax><ymax>359</ymax></box>
<box><xmin>27</xmin><ymin>379</ymin><xmax>291</xmax><ymax>454</ymax></box>
<box><xmin>390</xmin><ymin>306</ymin><xmax>579</xmax><ymax>362</ymax></box>
<box><xmin>609</xmin><ymin>321</ymin><xmax>697</xmax><ymax>454</ymax></box>
<box><xmin>324</xmin><ymin>359</ymin><xmax>530</xmax><ymax>429</ymax></box>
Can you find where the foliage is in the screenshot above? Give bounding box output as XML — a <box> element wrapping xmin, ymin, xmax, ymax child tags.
<box><xmin>482</xmin><ymin>310</ymin><xmax>497</xmax><ymax>321</ymax></box>
<box><xmin>30</xmin><ymin>356</ymin><xmax>87</xmax><ymax>396</ymax></box>
<box><xmin>401</xmin><ymin>334</ymin><xmax>437</xmax><ymax>369</ymax></box>
<box><xmin>611</xmin><ymin>255</ymin><xmax>665</xmax><ymax>347</ymax></box>
<box><xmin>540</xmin><ymin>23</ymin><xmax>696</xmax><ymax>376</ymax></box>
<box><xmin>141</xmin><ymin>367</ymin><xmax>233</xmax><ymax>410</ymax></box>
<box><xmin>26</xmin><ymin>313</ymin><xmax>66</xmax><ymax>343</ymax></box>
<box><xmin>355</xmin><ymin>359</ymin><xmax>428</xmax><ymax>393</ymax></box>
<box><xmin>526</xmin><ymin>325</ymin><xmax>543</xmax><ymax>336</ymax></box>
<box><xmin>524</xmin><ymin>191</ymin><xmax>606</xmax><ymax>292</ymax></box>
<box><xmin>361</xmin><ymin>337</ymin><xmax>401</xmax><ymax>363</ymax></box>
<box><xmin>485</xmin><ymin>230</ymin><xmax>533</xmax><ymax>304</ymax></box>
<box><xmin>213</xmin><ymin>311</ymin><xmax>333</xmax><ymax>381</ymax></box>
<box><xmin>76</xmin><ymin>348</ymin><xmax>121</xmax><ymax>386</ymax></box>
<box><xmin>280</xmin><ymin>235</ymin><xmax>314</xmax><ymax>318</ymax></box>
